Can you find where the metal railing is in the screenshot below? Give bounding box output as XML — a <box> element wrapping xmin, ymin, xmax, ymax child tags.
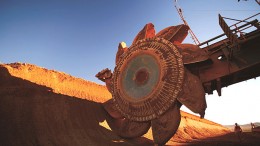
<box><xmin>199</xmin><ymin>13</ymin><xmax>260</xmax><ymax>48</ymax></box>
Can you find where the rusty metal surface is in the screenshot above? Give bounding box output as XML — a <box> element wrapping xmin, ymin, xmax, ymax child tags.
<box><xmin>199</xmin><ymin>28</ymin><xmax>260</xmax><ymax>95</ymax></box>
<box><xmin>95</xmin><ymin>68</ymin><xmax>112</xmax><ymax>82</ymax></box>
<box><xmin>112</xmin><ymin>37</ymin><xmax>184</xmax><ymax>121</ymax></box>
<box><xmin>176</xmin><ymin>43</ymin><xmax>209</xmax><ymax>64</ymax></box>
<box><xmin>106</xmin><ymin>117</ymin><xmax>151</xmax><ymax>138</ymax></box>
<box><xmin>132</xmin><ymin>23</ymin><xmax>155</xmax><ymax>45</ymax></box>
<box><xmin>195</xmin><ymin>16</ymin><xmax>260</xmax><ymax>95</ymax></box>
<box><xmin>95</xmin><ymin>68</ymin><xmax>113</xmax><ymax>92</ymax></box>
<box><xmin>116</xmin><ymin>42</ymin><xmax>129</xmax><ymax>64</ymax></box>
<box><xmin>155</xmin><ymin>24</ymin><xmax>189</xmax><ymax>44</ymax></box>
<box><xmin>103</xmin><ymin>99</ymin><xmax>124</xmax><ymax>119</ymax></box>
<box><xmin>219</xmin><ymin>14</ymin><xmax>240</xmax><ymax>50</ymax></box>
<box><xmin>177</xmin><ymin>68</ymin><xmax>206</xmax><ymax>118</ymax></box>
<box><xmin>151</xmin><ymin>101</ymin><xmax>181</xmax><ymax>146</ymax></box>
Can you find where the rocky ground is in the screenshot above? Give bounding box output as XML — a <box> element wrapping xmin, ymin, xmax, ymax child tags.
<box><xmin>1</xmin><ymin>62</ymin><xmax>259</xmax><ymax>146</ymax></box>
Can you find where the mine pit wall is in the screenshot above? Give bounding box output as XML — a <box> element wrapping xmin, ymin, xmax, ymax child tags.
<box><xmin>0</xmin><ymin>64</ymin><xmax>152</xmax><ymax>146</ymax></box>
<box><xmin>2</xmin><ymin>63</ymin><xmax>111</xmax><ymax>102</ymax></box>
<box><xmin>0</xmin><ymin>63</ymin><xmax>230</xmax><ymax>145</ymax></box>
<box><xmin>141</xmin><ymin>111</ymin><xmax>230</xmax><ymax>144</ymax></box>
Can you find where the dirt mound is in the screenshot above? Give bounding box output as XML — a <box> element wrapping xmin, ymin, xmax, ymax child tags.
<box><xmin>0</xmin><ymin>63</ymin><xmax>231</xmax><ymax>146</ymax></box>
<box><xmin>170</xmin><ymin>112</ymin><xmax>230</xmax><ymax>144</ymax></box>
<box><xmin>2</xmin><ymin>62</ymin><xmax>111</xmax><ymax>102</ymax></box>
<box><xmin>0</xmin><ymin>63</ymin><xmax>152</xmax><ymax>146</ymax></box>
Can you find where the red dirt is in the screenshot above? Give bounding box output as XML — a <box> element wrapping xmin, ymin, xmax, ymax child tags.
<box><xmin>1</xmin><ymin>62</ymin><xmax>259</xmax><ymax>146</ymax></box>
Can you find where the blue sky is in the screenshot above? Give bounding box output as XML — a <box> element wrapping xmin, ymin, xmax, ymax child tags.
<box><xmin>1</xmin><ymin>0</ymin><xmax>260</xmax><ymax>125</ymax></box>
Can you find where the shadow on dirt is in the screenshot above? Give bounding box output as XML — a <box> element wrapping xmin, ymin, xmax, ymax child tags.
<box><xmin>0</xmin><ymin>66</ymin><xmax>153</xmax><ymax>146</ymax></box>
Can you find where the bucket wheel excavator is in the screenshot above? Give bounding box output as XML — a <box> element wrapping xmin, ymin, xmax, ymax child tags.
<box><xmin>96</xmin><ymin>13</ymin><xmax>260</xmax><ymax>145</ymax></box>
